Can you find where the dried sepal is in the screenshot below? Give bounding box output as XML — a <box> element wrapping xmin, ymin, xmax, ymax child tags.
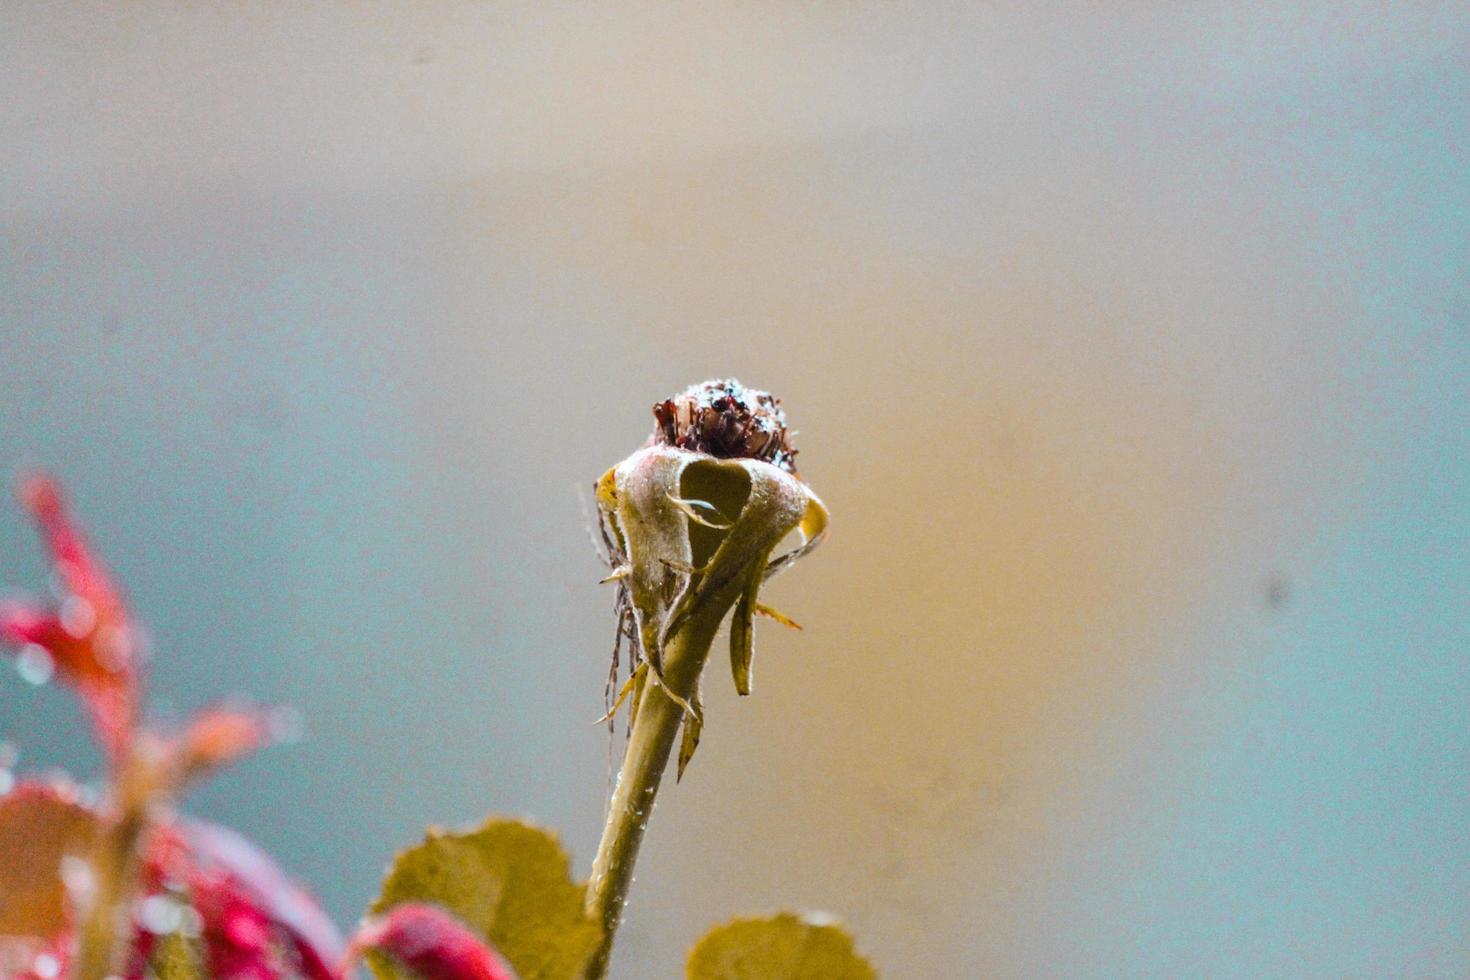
<box><xmin>761</xmin><ymin>489</ymin><xmax>830</xmax><ymax>582</ymax></box>
<box><xmin>596</xmin><ymin>400</ymin><xmax>829</xmax><ymax>719</ymax></box>
<box><xmin>728</xmin><ymin>563</ymin><xmax>762</xmax><ymax>697</ymax></box>
<box><xmin>626</xmin><ymin>661</ymin><xmax>649</xmax><ymax>731</ymax></box>
<box><xmin>602</xmin><ymin>447</ymin><xmax>697</xmax><ymax>678</ymax></box>
<box><xmin>753</xmin><ymin>604</ymin><xmax>802</xmax><ymax>630</ymax></box>
<box><xmin>676</xmin><ymin>682</ymin><xmax>704</xmax><ymax>782</ymax></box>
<box><xmin>665</xmin><ymin>457</ymin><xmax>827</xmax><ymax>697</ymax></box>
<box><xmin>674</xmin><ymin>456</ymin><xmax>818</xmax><ymax>614</ymax></box>
<box><xmin>595</xmin><ymin>671</ymin><xmax>637</xmax><ymax>727</ymax></box>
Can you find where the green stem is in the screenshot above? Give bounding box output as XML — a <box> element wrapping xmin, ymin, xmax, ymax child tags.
<box><xmin>582</xmin><ymin>613</ymin><xmax>723</xmax><ymax>979</ymax></box>
<box><xmin>75</xmin><ymin>747</ymin><xmax>159</xmax><ymax>980</ymax></box>
<box><xmin>74</xmin><ymin>810</ymin><xmax>147</xmax><ymax>980</ymax></box>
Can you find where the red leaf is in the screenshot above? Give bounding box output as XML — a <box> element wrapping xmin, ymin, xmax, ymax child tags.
<box><xmin>347</xmin><ymin>904</ymin><xmax>516</xmax><ymax>980</ymax></box>
<box><xmin>1</xmin><ymin>475</ymin><xmax>140</xmax><ymax>759</ymax></box>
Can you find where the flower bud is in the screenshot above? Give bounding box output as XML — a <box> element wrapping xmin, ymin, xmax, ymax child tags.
<box><xmin>596</xmin><ymin>381</ymin><xmax>828</xmax><ymax>777</ymax></box>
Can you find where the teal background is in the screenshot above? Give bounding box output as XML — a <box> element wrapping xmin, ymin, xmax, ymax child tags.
<box><xmin>2</xmin><ymin>4</ymin><xmax>1467</xmax><ymax>976</ymax></box>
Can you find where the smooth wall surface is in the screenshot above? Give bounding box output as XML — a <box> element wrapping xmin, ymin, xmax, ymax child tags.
<box><xmin>2</xmin><ymin>4</ymin><xmax>1467</xmax><ymax>976</ymax></box>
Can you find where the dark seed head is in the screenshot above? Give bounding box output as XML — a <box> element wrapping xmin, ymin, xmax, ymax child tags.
<box><xmin>650</xmin><ymin>379</ymin><xmax>799</xmax><ymax>474</ymax></box>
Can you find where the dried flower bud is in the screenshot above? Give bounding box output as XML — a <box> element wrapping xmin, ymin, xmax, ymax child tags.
<box><xmin>651</xmin><ymin>379</ymin><xmax>798</xmax><ymax>474</ymax></box>
<box><xmin>596</xmin><ymin>381</ymin><xmax>828</xmax><ymax>778</ymax></box>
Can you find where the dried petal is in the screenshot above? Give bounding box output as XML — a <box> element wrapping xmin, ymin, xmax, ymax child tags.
<box><xmin>598</xmin><ymin>436</ymin><xmax>828</xmax><ymax>712</ymax></box>
<box><xmin>602</xmin><ymin>447</ymin><xmax>698</xmax><ymax>676</ymax></box>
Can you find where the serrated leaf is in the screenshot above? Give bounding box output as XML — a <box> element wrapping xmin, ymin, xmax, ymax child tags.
<box><xmin>370</xmin><ymin>818</ymin><xmax>601</xmax><ymax>980</ymax></box>
<box><xmin>686</xmin><ymin>912</ymin><xmax>876</xmax><ymax>980</ymax></box>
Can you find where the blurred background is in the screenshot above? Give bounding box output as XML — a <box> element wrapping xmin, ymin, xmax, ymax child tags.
<box><xmin>1</xmin><ymin>3</ymin><xmax>1466</xmax><ymax>976</ymax></box>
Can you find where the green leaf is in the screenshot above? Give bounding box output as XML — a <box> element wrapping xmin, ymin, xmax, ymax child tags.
<box><xmin>369</xmin><ymin>817</ymin><xmax>601</xmax><ymax>980</ymax></box>
<box><xmin>145</xmin><ymin>931</ymin><xmax>205</xmax><ymax>980</ymax></box>
<box><xmin>686</xmin><ymin>912</ymin><xmax>877</xmax><ymax>980</ymax></box>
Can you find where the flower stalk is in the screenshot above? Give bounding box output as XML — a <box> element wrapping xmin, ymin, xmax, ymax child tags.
<box><xmin>581</xmin><ymin>381</ymin><xmax>828</xmax><ymax>978</ymax></box>
<box><xmin>72</xmin><ymin>739</ymin><xmax>163</xmax><ymax>980</ymax></box>
<box><xmin>582</xmin><ymin>611</ymin><xmax>723</xmax><ymax>979</ymax></box>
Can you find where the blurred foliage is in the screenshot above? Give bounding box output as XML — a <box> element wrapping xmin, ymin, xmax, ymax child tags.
<box><xmin>0</xmin><ymin>785</ymin><xmax>99</xmax><ymax>939</ymax></box>
<box><xmin>145</xmin><ymin>932</ymin><xmax>205</xmax><ymax>980</ymax></box>
<box><xmin>370</xmin><ymin>818</ymin><xmax>601</xmax><ymax>980</ymax></box>
<box><xmin>686</xmin><ymin>912</ymin><xmax>876</xmax><ymax>980</ymax></box>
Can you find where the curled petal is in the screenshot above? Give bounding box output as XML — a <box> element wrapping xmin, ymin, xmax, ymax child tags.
<box><xmin>346</xmin><ymin>903</ymin><xmax>516</xmax><ymax>980</ymax></box>
<box><xmin>600</xmin><ymin>448</ymin><xmax>698</xmax><ymax>674</ymax></box>
<box><xmin>600</xmin><ymin>447</ymin><xmax>828</xmax><ymax>705</ymax></box>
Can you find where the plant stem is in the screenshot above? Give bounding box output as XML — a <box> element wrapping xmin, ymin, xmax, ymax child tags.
<box><xmin>74</xmin><ymin>808</ymin><xmax>148</xmax><ymax>980</ymax></box>
<box><xmin>74</xmin><ymin>745</ymin><xmax>160</xmax><ymax>980</ymax></box>
<box><xmin>583</xmin><ymin>613</ymin><xmax>723</xmax><ymax>979</ymax></box>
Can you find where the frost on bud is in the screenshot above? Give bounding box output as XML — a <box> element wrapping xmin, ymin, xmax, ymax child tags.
<box><xmin>596</xmin><ymin>381</ymin><xmax>828</xmax><ymax>777</ymax></box>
